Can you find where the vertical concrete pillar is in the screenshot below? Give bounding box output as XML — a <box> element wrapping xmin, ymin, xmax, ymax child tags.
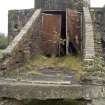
<box><xmin>83</xmin><ymin>7</ymin><xmax>95</xmax><ymax>61</ymax></box>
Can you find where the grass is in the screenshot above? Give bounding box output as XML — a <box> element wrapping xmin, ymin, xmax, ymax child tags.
<box><xmin>25</xmin><ymin>55</ymin><xmax>84</xmax><ymax>79</ymax></box>
<box><xmin>5</xmin><ymin>55</ymin><xmax>84</xmax><ymax>80</ymax></box>
<box><xmin>28</xmin><ymin>55</ymin><xmax>82</xmax><ymax>71</ymax></box>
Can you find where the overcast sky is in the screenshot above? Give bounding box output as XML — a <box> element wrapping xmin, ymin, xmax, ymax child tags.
<box><xmin>0</xmin><ymin>0</ymin><xmax>34</xmax><ymax>35</ymax></box>
<box><xmin>0</xmin><ymin>0</ymin><xmax>105</xmax><ymax>35</ymax></box>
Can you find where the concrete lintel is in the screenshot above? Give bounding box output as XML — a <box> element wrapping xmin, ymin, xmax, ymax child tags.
<box><xmin>83</xmin><ymin>6</ymin><xmax>95</xmax><ymax>61</ymax></box>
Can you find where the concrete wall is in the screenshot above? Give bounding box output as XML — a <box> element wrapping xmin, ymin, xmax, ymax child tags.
<box><xmin>99</xmin><ymin>8</ymin><xmax>105</xmax><ymax>41</ymax></box>
<box><xmin>34</xmin><ymin>0</ymin><xmax>83</xmax><ymax>10</ymax></box>
<box><xmin>90</xmin><ymin>8</ymin><xmax>103</xmax><ymax>31</ymax></box>
<box><xmin>8</xmin><ymin>0</ymin><xmax>83</xmax><ymax>43</ymax></box>
<box><xmin>0</xmin><ymin>9</ymin><xmax>42</xmax><ymax>71</ymax></box>
<box><xmin>83</xmin><ymin>7</ymin><xmax>95</xmax><ymax>62</ymax></box>
<box><xmin>8</xmin><ymin>9</ymin><xmax>34</xmax><ymax>42</ymax></box>
<box><xmin>91</xmin><ymin>8</ymin><xmax>105</xmax><ymax>59</ymax></box>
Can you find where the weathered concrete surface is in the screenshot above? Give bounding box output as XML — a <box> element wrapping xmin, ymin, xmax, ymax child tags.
<box><xmin>1</xmin><ymin>67</ymin><xmax>78</xmax><ymax>84</ymax></box>
<box><xmin>0</xmin><ymin>79</ymin><xmax>105</xmax><ymax>100</ymax></box>
<box><xmin>0</xmin><ymin>9</ymin><xmax>42</xmax><ymax>71</ymax></box>
<box><xmin>4</xmin><ymin>9</ymin><xmax>41</xmax><ymax>55</ymax></box>
<box><xmin>0</xmin><ymin>98</ymin><xmax>23</xmax><ymax>105</ymax></box>
<box><xmin>92</xmin><ymin>99</ymin><xmax>105</xmax><ymax>105</ymax></box>
<box><xmin>0</xmin><ymin>81</ymin><xmax>86</xmax><ymax>100</ymax></box>
<box><xmin>8</xmin><ymin>9</ymin><xmax>34</xmax><ymax>42</ymax></box>
<box><xmin>95</xmin><ymin>7</ymin><xmax>105</xmax><ymax>60</ymax></box>
<box><xmin>8</xmin><ymin>0</ymin><xmax>83</xmax><ymax>44</ymax></box>
<box><xmin>0</xmin><ymin>79</ymin><xmax>83</xmax><ymax>100</ymax></box>
<box><xmin>34</xmin><ymin>0</ymin><xmax>83</xmax><ymax>10</ymax></box>
<box><xmin>83</xmin><ymin>7</ymin><xmax>95</xmax><ymax>61</ymax></box>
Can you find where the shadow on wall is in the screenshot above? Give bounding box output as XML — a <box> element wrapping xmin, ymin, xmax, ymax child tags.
<box><xmin>24</xmin><ymin>99</ymin><xmax>86</xmax><ymax>105</ymax></box>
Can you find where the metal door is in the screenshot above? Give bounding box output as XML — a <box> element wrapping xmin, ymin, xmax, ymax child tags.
<box><xmin>42</xmin><ymin>14</ymin><xmax>61</xmax><ymax>56</ymax></box>
<box><xmin>66</xmin><ymin>9</ymin><xmax>81</xmax><ymax>54</ymax></box>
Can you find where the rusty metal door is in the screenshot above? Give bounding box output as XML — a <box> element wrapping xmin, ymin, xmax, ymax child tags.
<box><xmin>66</xmin><ymin>9</ymin><xmax>81</xmax><ymax>54</ymax></box>
<box><xmin>42</xmin><ymin>14</ymin><xmax>61</xmax><ymax>56</ymax></box>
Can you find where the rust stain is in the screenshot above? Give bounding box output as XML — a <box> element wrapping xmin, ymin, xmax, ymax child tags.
<box><xmin>67</xmin><ymin>9</ymin><xmax>81</xmax><ymax>51</ymax></box>
<box><xmin>42</xmin><ymin>14</ymin><xmax>61</xmax><ymax>56</ymax></box>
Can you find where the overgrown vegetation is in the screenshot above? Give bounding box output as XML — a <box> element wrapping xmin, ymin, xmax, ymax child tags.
<box><xmin>85</xmin><ymin>56</ymin><xmax>105</xmax><ymax>78</ymax></box>
<box><xmin>27</xmin><ymin>55</ymin><xmax>82</xmax><ymax>72</ymax></box>
<box><xmin>5</xmin><ymin>55</ymin><xmax>83</xmax><ymax>80</ymax></box>
<box><xmin>0</xmin><ymin>33</ymin><xmax>8</xmax><ymax>49</ymax></box>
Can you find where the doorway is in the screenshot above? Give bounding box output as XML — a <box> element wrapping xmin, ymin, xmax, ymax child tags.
<box><xmin>42</xmin><ymin>10</ymin><xmax>81</xmax><ymax>57</ymax></box>
<box><xmin>42</xmin><ymin>11</ymin><xmax>66</xmax><ymax>56</ymax></box>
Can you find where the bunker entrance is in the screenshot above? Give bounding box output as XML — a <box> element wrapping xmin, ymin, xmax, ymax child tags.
<box><xmin>42</xmin><ymin>11</ymin><xmax>66</xmax><ymax>57</ymax></box>
<box><xmin>42</xmin><ymin>10</ymin><xmax>81</xmax><ymax>57</ymax></box>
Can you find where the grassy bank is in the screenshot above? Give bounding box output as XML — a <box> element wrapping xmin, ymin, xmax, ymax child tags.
<box><xmin>27</xmin><ymin>55</ymin><xmax>82</xmax><ymax>72</ymax></box>
<box><xmin>5</xmin><ymin>55</ymin><xmax>84</xmax><ymax>80</ymax></box>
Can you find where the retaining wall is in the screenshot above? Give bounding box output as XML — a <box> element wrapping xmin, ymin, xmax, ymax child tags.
<box><xmin>0</xmin><ymin>9</ymin><xmax>42</xmax><ymax>71</ymax></box>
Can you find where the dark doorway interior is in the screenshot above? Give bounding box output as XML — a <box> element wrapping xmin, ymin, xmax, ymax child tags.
<box><xmin>43</xmin><ymin>11</ymin><xmax>66</xmax><ymax>56</ymax></box>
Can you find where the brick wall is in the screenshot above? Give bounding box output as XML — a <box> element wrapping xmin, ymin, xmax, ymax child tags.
<box><xmin>0</xmin><ymin>9</ymin><xmax>42</xmax><ymax>71</ymax></box>
<box><xmin>8</xmin><ymin>9</ymin><xmax>34</xmax><ymax>42</ymax></box>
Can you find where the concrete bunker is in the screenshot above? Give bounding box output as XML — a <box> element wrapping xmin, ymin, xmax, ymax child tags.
<box><xmin>0</xmin><ymin>0</ymin><xmax>100</xmax><ymax>105</ymax></box>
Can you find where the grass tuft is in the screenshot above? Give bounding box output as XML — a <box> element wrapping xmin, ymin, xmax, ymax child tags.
<box><xmin>28</xmin><ymin>55</ymin><xmax>83</xmax><ymax>71</ymax></box>
<box><xmin>5</xmin><ymin>55</ymin><xmax>84</xmax><ymax>80</ymax></box>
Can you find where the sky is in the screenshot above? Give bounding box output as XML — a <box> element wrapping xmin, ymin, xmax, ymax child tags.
<box><xmin>0</xmin><ymin>0</ymin><xmax>34</xmax><ymax>35</ymax></box>
<box><xmin>0</xmin><ymin>0</ymin><xmax>105</xmax><ymax>36</ymax></box>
